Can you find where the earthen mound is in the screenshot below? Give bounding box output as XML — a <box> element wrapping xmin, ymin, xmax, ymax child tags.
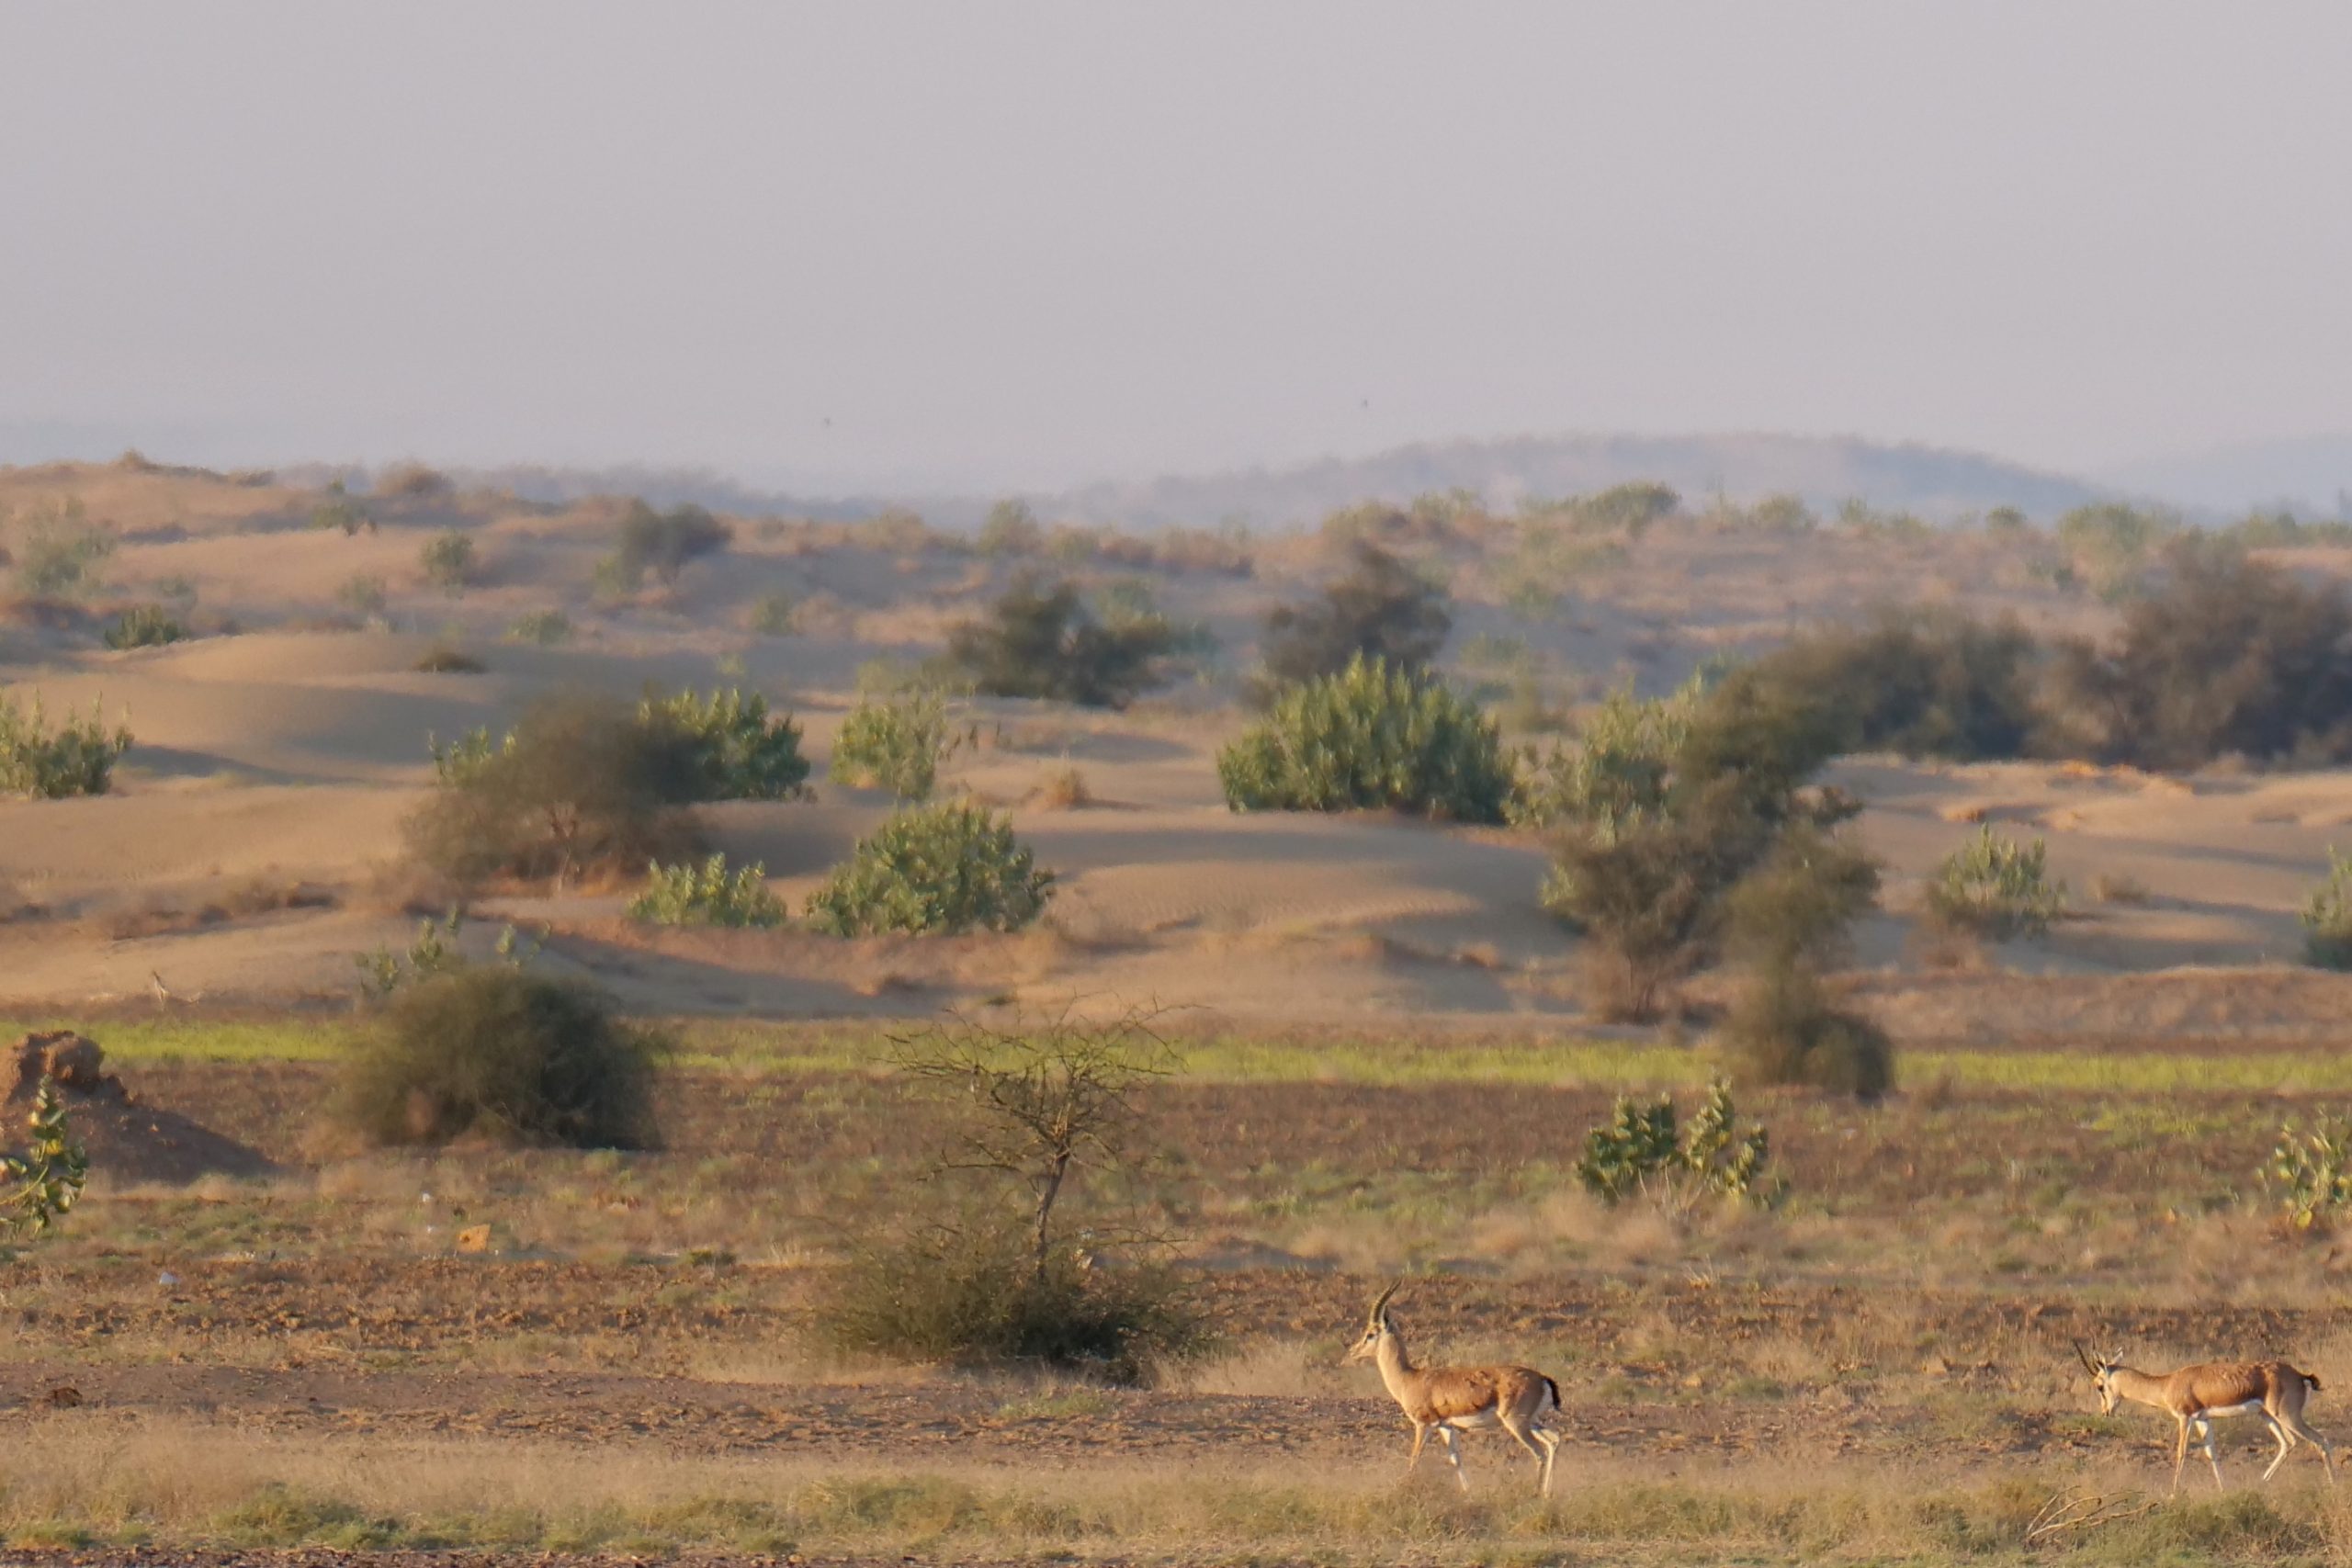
<box><xmin>7</xmin><ymin>1032</ymin><xmax>276</xmax><ymax>1185</ymax></box>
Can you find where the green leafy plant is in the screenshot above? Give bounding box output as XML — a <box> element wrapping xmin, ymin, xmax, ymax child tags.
<box><xmin>2301</xmin><ymin>847</ymin><xmax>2352</xmax><ymax>970</ymax></box>
<box><xmin>1926</xmin><ymin>826</ymin><xmax>2066</xmax><ymax>941</ymax></box>
<box><xmin>1510</xmin><ymin>671</ymin><xmax>1709</xmax><ymax>831</ymax></box>
<box><xmin>418</xmin><ymin>529</ymin><xmax>476</xmax><ymax>592</ymax></box>
<box><xmin>748</xmin><ymin>591</ymin><xmax>797</xmax><ymax>636</ymax></box>
<box><xmin>1</xmin><ymin>1078</ymin><xmax>89</xmax><ymax>1238</ymax></box>
<box><xmin>355</xmin><ymin>908</ymin><xmax>541</xmax><ymax>1001</ymax></box>
<box><xmin>2265</xmin><ymin>1117</ymin><xmax>2352</xmax><ymax>1230</ymax></box>
<box><xmin>978</xmin><ymin>498</ymin><xmax>1044</xmax><ymax>557</ymax></box>
<box><xmin>639</xmin><ymin>686</ymin><xmax>810</xmax><ymax>801</ymax></box>
<box><xmin>806</xmin><ymin>800</ymin><xmax>1054</xmax><ymax>935</ymax></box>
<box><xmin>508</xmin><ymin>609</ymin><xmax>572</xmax><ymax>646</ymax></box>
<box><xmin>948</xmin><ymin>576</ymin><xmax>1180</xmax><ymax>708</ymax></box>
<box><xmin>1217</xmin><ymin>654</ymin><xmax>1511</xmax><ymax>821</ymax></box>
<box><xmin>311</xmin><ymin>497</ymin><xmax>373</xmax><ymax>536</ymax></box>
<box><xmin>9</xmin><ymin>500</ymin><xmax>114</xmax><ymax>597</ymax></box>
<box><xmin>628</xmin><ymin>853</ymin><xmax>786</xmax><ymax>928</ymax></box>
<box><xmin>1575</xmin><ymin>1080</ymin><xmax>1776</xmax><ymax>1211</ymax></box>
<box><xmin>103</xmin><ymin>604</ymin><xmax>185</xmax><ymax>649</ymax></box>
<box><xmin>426</xmin><ymin>726</ymin><xmax>508</xmax><ymax>787</ymax></box>
<box><xmin>0</xmin><ymin>694</ymin><xmax>133</xmax><ymax>798</ymax></box>
<box><xmin>336</xmin><ymin>574</ymin><xmax>389</xmax><ymax>617</ymax></box>
<box><xmin>1261</xmin><ymin>541</ymin><xmax>1452</xmax><ymax>686</ymax></box>
<box><xmin>831</xmin><ymin>683</ymin><xmax>969</xmax><ymax>800</ymax></box>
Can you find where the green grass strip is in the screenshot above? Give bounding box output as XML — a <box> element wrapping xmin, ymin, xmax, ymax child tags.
<box><xmin>16</xmin><ymin>1011</ymin><xmax>2352</xmax><ymax>1095</ymax></box>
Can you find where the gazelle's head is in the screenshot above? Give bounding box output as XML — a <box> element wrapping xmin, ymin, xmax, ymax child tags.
<box><xmin>2075</xmin><ymin>1342</ymin><xmax>2125</xmax><ymax>1413</ymax></box>
<box><xmin>1347</xmin><ymin>1280</ymin><xmax>1401</xmax><ymax>1364</ymax></box>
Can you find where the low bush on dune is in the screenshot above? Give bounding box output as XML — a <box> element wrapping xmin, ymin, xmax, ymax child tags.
<box><xmin>947</xmin><ymin>576</ymin><xmax>1179</xmax><ymax>709</ymax></box>
<box><xmin>2300</xmin><ymin>847</ymin><xmax>2352</xmax><ymax>971</ymax></box>
<box><xmin>1743</xmin><ymin>606</ymin><xmax>2041</xmax><ymax>762</ymax></box>
<box><xmin>805</xmin><ymin>800</ymin><xmax>1053</xmax><ymax>935</ymax></box>
<box><xmin>418</xmin><ymin>529</ymin><xmax>476</xmax><ymax>592</ymax></box>
<box><xmin>1717</xmin><ymin>825</ymin><xmax>1891</xmax><ymax>1098</ymax></box>
<box><xmin>1260</xmin><ymin>540</ymin><xmax>1451</xmax><ymax>687</ymax></box>
<box><xmin>600</xmin><ymin>499</ymin><xmax>731</xmax><ymax>592</ymax></box>
<box><xmin>831</xmin><ymin>682</ymin><xmax>967</xmax><ymax>800</ymax></box>
<box><xmin>334</xmin><ymin>966</ymin><xmax>666</xmax><ymax>1149</ymax></box>
<box><xmin>639</xmin><ymin>686</ymin><xmax>810</xmax><ymax>801</ymax></box>
<box><xmin>103</xmin><ymin>603</ymin><xmax>185</xmax><ymax>650</ymax></box>
<box><xmin>1217</xmin><ymin>654</ymin><xmax>1511</xmax><ymax>821</ymax></box>
<box><xmin>7</xmin><ymin>499</ymin><xmax>114</xmax><ymax>599</ymax></box>
<box><xmin>0</xmin><ymin>693</ymin><xmax>132</xmax><ymax>799</ymax></box>
<box><xmin>1925</xmin><ymin>826</ymin><xmax>2065</xmax><ymax>942</ymax></box>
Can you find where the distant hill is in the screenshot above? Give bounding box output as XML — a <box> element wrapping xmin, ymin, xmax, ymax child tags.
<box><xmin>2098</xmin><ymin>434</ymin><xmax>2352</xmax><ymax>517</ymax></box>
<box><xmin>1038</xmin><ymin>433</ymin><xmax>2109</xmax><ymax>530</ymax></box>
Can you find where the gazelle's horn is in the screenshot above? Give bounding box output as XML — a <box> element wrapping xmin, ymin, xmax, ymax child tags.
<box><xmin>2073</xmin><ymin>1340</ymin><xmax>2099</xmax><ymax>1374</ymax></box>
<box><xmin>1368</xmin><ymin>1280</ymin><xmax>1401</xmax><ymax>1323</ymax></box>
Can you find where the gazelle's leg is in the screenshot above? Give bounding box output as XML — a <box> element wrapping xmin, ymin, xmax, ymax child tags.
<box><xmin>1500</xmin><ymin>1414</ymin><xmax>1548</xmax><ymax>1480</ymax></box>
<box><xmin>1437</xmin><ymin>1425</ymin><xmax>1467</xmax><ymax>1492</ymax></box>
<box><xmin>2199</xmin><ymin>1417</ymin><xmax>2224</xmax><ymax>1491</ymax></box>
<box><xmin>1535</xmin><ymin>1427</ymin><xmax>1560</xmax><ymax>1497</ymax></box>
<box><xmin>2284</xmin><ymin>1412</ymin><xmax>2336</xmax><ymax>1484</ymax></box>
<box><xmin>2261</xmin><ymin>1413</ymin><xmax>2292</xmax><ymax>1482</ymax></box>
<box><xmin>2174</xmin><ymin>1416</ymin><xmax>2192</xmax><ymax>1495</ymax></box>
<box><xmin>1406</xmin><ymin>1424</ymin><xmax>1430</xmax><ymax>1477</ymax></box>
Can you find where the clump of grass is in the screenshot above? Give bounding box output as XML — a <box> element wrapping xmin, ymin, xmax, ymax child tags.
<box><xmin>336</xmin><ymin>574</ymin><xmax>389</xmax><ymax>617</ymax></box>
<box><xmin>747</xmin><ymin>591</ymin><xmax>797</xmax><ymax>636</ymax></box>
<box><xmin>1035</xmin><ymin>762</ymin><xmax>1091</xmax><ymax>809</ymax></box>
<box><xmin>0</xmin><ymin>693</ymin><xmax>133</xmax><ymax>798</ymax></box>
<box><xmin>102</xmin><ymin>603</ymin><xmax>185</xmax><ymax>649</ymax></box>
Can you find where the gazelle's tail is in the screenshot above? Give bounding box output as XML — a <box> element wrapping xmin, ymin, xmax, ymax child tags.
<box><xmin>1543</xmin><ymin>1375</ymin><xmax>1562</xmax><ymax>1410</ymax></box>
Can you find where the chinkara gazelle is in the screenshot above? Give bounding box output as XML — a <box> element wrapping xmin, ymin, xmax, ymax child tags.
<box><xmin>1346</xmin><ymin>1281</ymin><xmax>1563</xmax><ymax>1496</ymax></box>
<box><xmin>2076</xmin><ymin>1342</ymin><xmax>2336</xmax><ymax>1493</ymax></box>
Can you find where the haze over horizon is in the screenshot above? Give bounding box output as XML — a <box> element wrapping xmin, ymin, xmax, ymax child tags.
<box><xmin>5</xmin><ymin>3</ymin><xmax>2349</xmax><ymax>503</ymax></box>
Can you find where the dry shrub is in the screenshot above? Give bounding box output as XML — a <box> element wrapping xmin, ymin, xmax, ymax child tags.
<box><xmin>374</xmin><ymin>462</ymin><xmax>453</xmax><ymax>501</ymax></box>
<box><xmin>1261</xmin><ymin>540</ymin><xmax>1450</xmax><ymax>687</ymax></box>
<box><xmin>334</xmin><ymin>966</ymin><xmax>666</xmax><ymax>1149</ymax></box>
<box><xmin>1035</xmin><ymin>763</ymin><xmax>1091</xmax><ymax>809</ymax></box>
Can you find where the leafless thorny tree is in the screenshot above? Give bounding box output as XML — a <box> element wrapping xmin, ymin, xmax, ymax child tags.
<box><xmin>890</xmin><ymin>1002</ymin><xmax>1180</xmax><ymax>1280</ymax></box>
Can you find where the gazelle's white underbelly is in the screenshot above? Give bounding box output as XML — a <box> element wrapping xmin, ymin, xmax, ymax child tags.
<box><xmin>2194</xmin><ymin>1400</ymin><xmax>2267</xmax><ymax>1422</ymax></box>
<box><xmin>1442</xmin><ymin>1409</ymin><xmax>1501</xmax><ymax>1431</ymax></box>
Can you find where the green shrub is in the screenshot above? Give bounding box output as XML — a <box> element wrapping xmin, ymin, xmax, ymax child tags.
<box><xmin>748</xmin><ymin>591</ymin><xmax>797</xmax><ymax>636</ymax></box>
<box><xmin>978</xmin><ymin>498</ymin><xmax>1044</xmax><ymax>556</ymax></box>
<box><xmin>805</xmin><ymin>800</ymin><xmax>1053</xmax><ymax>935</ymax></box>
<box><xmin>0</xmin><ymin>694</ymin><xmax>133</xmax><ymax>798</ymax></box>
<box><xmin>1926</xmin><ymin>827</ymin><xmax>2065</xmax><ymax>941</ymax></box>
<box><xmin>603</xmin><ymin>500</ymin><xmax>731</xmax><ymax>591</ymax></box>
<box><xmin>1575</xmin><ymin>1081</ymin><xmax>1777</xmax><ymax>1210</ymax></box>
<box><xmin>2302</xmin><ymin>848</ymin><xmax>2352</xmax><ymax>970</ymax></box>
<box><xmin>405</xmin><ymin>693</ymin><xmax>703</xmax><ymax>886</ymax></box>
<box><xmin>2055</xmin><ymin>502</ymin><xmax>2175</xmax><ymax>599</ymax></box>
<box><xmin>639</xmin><ymin>686</ymin><xmax>809</xmax><ymax>801</ymax></box>
<box><xmin>1717</xmin><ymin>964</ymin><xmax>1894</xmax><ymax>1099</ymax></box>
<box><xmin>336</xmin><ymin>574</ymin><xmax>389</xmax><ymax>616</ymax></box>
<box><xmin>2265</xmin><ymin>1117</ymin><xmax>2352</xmax><ymax>1230</ymax></box>
<box><xmin>1217</xmin><ymin>654</ymin><xmax>1510</xmax><ymax>822</ymax></box>
<box><xmin>419</xmin><ymin>529</ymin><xmax>476</xmax><ymax>592</ymax></box>
<box><xmin>1744</xmin><ymin>607</ymin><xmax>2041</xmax><ymax>761</ymax></box>
<box><xmin>831</xmin><ymin>684</ymin><xmax>967</xmax><ymax>799</ymax></box>
<box><xmin>2045</xmin><ymin>540</ymin><xmax>2352</xmax><ymax>768</ymax></box>
<box><xmin>1261</xmin><ymin>541</ymin><xmax>1451</xmax><ymax>686</ymax></box>
<box><xmin>1510</xmin><ymin>671</ymin><xmax>1707</xmax><ymax>830</ymax></box>
<box><xmin>311</xmin><ymin>497</ymin><xmax>373</xmax><ymax>536</ymax></box>
<box><xmin>9</xmin><ymin>501</ymin><xmax>114</xmax><ymax>597</ymax></box>
<box><xmin>355</xmin><ymin>909</ymin><xmax>468</xmax><ymax>998</ymax></box>
<box><xmin>948</xmin><ymin>576</ymin><xmax>1179</xmax><ymax>708</ymax></box>
<box><xmin>628</xmin><ymin>853</ymin><xmax>786</xmax><ymax>928</ymax></box>
<box><xmin>509</xmin><ymin>609</ymin><xmax>572</xmax><ymax>646</ymax></box>
<box><xmin>1</xmin><ymin>1078</ymin><xmax>89</xmax><ymax>1239</ymax></box>
<box><xmin>103</xmin><ymin>604</ymin><xmax>185</xmax><ymax>649</ymax></box>
<box><xmin>334</xmin><ymin>966</ymin><xmax>665</xmax><ymax>1149</ymax></box>
<box><xmin>1714</xmin><ymin>825</ymin><xmax>1890</xmax><ymax>1096</ymax></box>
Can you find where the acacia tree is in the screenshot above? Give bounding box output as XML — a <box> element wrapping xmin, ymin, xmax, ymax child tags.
<box><xmin>891</xmin><ymin>1005</ymin><xmax>1176</xmax><ymax>1280</ymax></box>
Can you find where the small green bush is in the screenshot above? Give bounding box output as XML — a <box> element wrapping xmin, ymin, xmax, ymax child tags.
<box><xmin>978</xmin><ymin>498</ymin><xmax>1044</xmax><ymax>557</ymax></box>
<box><xmin>1926</xmin><ymin>826</ymin><xmax>2065</xmax><ymax>941</ymax></box>
<box><xmin>1575</xmin><ymin>1081</ymin><xmax>1777</xmax><ymax>1210</ymax></box>
<box><xmin>1217</xmin><ymin>654</ymin><xmax>1511</xmax><ymax>822</ymax></box>
<box><xmin>1510</xmin><ymin>671</ymin><xmax>1707</xmax><ymax>831</ymax></box>
<box><xmin>509</xmin><ymin>609</ymin><xmax>573</xmax><ymax>646</ymax></box>
<box><xmin>639</xmin><ymin>686</ymin><xmax>809</xmax><ymax>801</ymax></box>
<box><xmin>103</xmin><ymin>604</ymin><xmax>185</xmax><ymax>649</ymax></box>
<box><xmin>831</xmin><ymin>684</ymin><xmax>967</xmax><ymax>799</ymax></box>
<box><xmin>336</xmin><ymin>574</ymin><xmax>389</xmax><ymax>616</ymax></box>
<box><xmin>334</xmin><ymin>966</ymin><xmax>666</xmax><ymax>1149</ymax></box>
<box><xmin>603</xmin><ymin>500</ymin><xmax>732</xmax><ymax>591</ymax></box>
<box><xmin>10</xmin><ymin>502</ymin><xmax>114</xmax><ymax>597</ymax></box>
<box><xmin>748</xmin><ymin>592</ymin><xmax>797</xmax><ymax>636</ymax></box>
<box><xmin>628</xmin><ymin>853</ymin><xmax>786</xmax><ymax>928</ymax></box>
<box><xmin>0</xmin><ymin>694</ymin><xmax>133</xmax><ymax>798</ymax></box>
<box><xmin>1</xmin><ymin>1078</ymin><xmax>89</xmax><ymax>1238</ymax></box>
<box><xmin>949</xmin><ymin>577</ymin><xmax>1179</xmax><ymax>708</ymax></box>
<box><xmin>2265</xmin><ymin>1117</ymin><xmax>2352</xmax><ymax>1230</ymax></box>
<box><xmin>419</xmin><ymin>530</ymin><xmax>476</xmax><ymax>592</ymax></box>
<box><xmin>2301</xmin><ymin>847</ymin><xmax>2352</xmax><ymax>970</ymax></box>
<box><xmin>1261</xmin><ymin>541</ymin><xmax>1452</xmax><ymax>686</ymax></box>
<box><xmin>311</xmin><ymin>497</ymin><xmax>373</xmax><ymax>536</ymax></box>
<box><xmin>1745</xmin><ymin>607</ymin><xmax>2041</xmax><ymax>762</ymax></box>
<box><xmin>806</xmin><ymin>800</ymin><xmax>1053</xmax><ymax>935</ymax></box>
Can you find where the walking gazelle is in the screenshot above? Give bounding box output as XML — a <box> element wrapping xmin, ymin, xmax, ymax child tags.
<box><xmin>1346</xmin><ymin>1281</ymin><xmax>1564</xmax><ymax>1495</ymax></box>
<box><xmin>2076</xmin><ymin>1342</ymin><xmax>2336</xmax><ymax>1493</ymax></box>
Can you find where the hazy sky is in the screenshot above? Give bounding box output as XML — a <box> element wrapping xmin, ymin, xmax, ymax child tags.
<box><xmin>4</xmin><ymin>3</ymin><xmax>2349</xmax><ymax>491</ymax></box>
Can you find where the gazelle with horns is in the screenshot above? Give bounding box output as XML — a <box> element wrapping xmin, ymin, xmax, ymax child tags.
<box><xmin>1346</xmin><ymin>1281</ymin><xmax>1563</xmax><ymax>1495</ymax></box>
<box><xmin>2076</xmin><ymin>1342</ymin><xmax>2336</xmax><ymax>1493</ymax></box>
